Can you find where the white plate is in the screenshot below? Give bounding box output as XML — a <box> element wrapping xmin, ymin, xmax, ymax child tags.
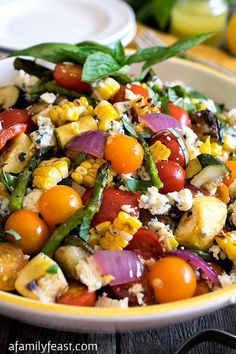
<box><xmin>1</xmin><ymin>57</ymin><xmax>236</xmax><ymax>332</ymax></box>
<box><xmin>0</xmin><ymin>0</ymin><xmax>136</xmax><ymax>51</ymax></box>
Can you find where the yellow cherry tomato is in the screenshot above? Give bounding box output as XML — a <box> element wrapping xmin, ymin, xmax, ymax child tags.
<box><xmin>39</xmin><ymin>185</ymin><xmax>83</xmax><ymax>227</ymax></box>
<box><xmin>149</xmin><ymin>256</ymin><xmax>197</xmax><ymax>303</ymax></box>
<box><xmin>226</xmin><ymin>13</ymin><xmax>236</xmax><ymax>57</ymax></box>
<box><xmin>5</xmin><ymin>210</ymin><xmax>50</xmax><ymax>255</ymax></box>
<box><xmin>104</xmin><ymin>135</ymin><xmax>144</xmax><ymax>174</ymax></box>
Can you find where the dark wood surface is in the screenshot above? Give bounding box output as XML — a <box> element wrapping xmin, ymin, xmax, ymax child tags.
<box><xmin>1</xmin><ymin>305</ymin><xmax>236</xmax><ymax>354</ymax></box>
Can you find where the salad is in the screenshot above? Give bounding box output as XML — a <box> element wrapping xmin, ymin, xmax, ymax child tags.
<box><xmin>0</xmin><ymin>34</ymin><xmax>236</xmax><ymax>309</ymax></box>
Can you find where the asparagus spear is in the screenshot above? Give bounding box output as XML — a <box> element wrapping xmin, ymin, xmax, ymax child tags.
<box><xmin>42</xmin><ymin>161</ymin><xmax>110</xmax><ymax>257</ymax></box>
<box><xmin>9</xmin><ymin>148</ymin><xmax>50</xmax><ymax>212</ymax></box>
<box><xmin>138</xmin><ymin>136</ymin><xmax>163</xmax><ymax>190</ymax></box>
<box><xmin>73</xmin><ymin>151</ymin><xmax>86</xmax><ymax>169</ymax></box>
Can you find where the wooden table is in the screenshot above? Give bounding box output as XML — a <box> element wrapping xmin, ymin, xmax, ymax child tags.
<box><xmin>0</xmin><ymin>305</ymin><xmax>235</xmax><ymax>353</ymax></box>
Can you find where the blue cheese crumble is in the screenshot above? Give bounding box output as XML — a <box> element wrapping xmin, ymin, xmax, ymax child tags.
<box><xmin>30</xmin><ymin>117</ymin><xmax>56</xmax><ymax>149</ymax></box>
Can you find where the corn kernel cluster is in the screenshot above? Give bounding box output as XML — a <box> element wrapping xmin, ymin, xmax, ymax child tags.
<box><xmin>200</xmin><ymin>136</ymin><xmax>223</xmax><ymax>157</ymax></box>
<box><xmin>92</xmin><ymin>77</ymin><xmax>120</xmax><ymax>101</ymax></box>
<box><xmin>150</xmin><ymin>140</ymin><xmax>171</xmax><ymax>163</ymax></box>
<box><xmin>48</xmin><ymin>98</ymin><xmax>93</xmax><ymax>126</ymax></box>
<box><xmin>33</xmin><ymin>157</ymin><xmax>70</xmax><ymax>190</ymax></box>
<box><xmin>89</xmin><ymin>212</ymin><xmax>142</xmax><ymax>250</ymax></box>
<box><xmin>94</xmin><ymin>100</ymin><xmax>120</xmax><ymax>131</ymax></box>
<box><xmin>132</xmin><ymin>97</ymin><xmax>160</xmax><ymax>116</ymax></box>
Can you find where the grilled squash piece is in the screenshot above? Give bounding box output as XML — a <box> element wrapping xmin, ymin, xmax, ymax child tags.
<box><xmin>15</xmin><ymin>253</ymin><xmax>68</xmax><ymax>303</ymax></box>
<box><xmin>215</xmin><ymin>232</ymin><xmax>236</xmax><ymax>266</ymax></box>
<box><xmin>175</xmin><ymin>196</ymin><xmax>227</xmax><ymax>250</ymax></box>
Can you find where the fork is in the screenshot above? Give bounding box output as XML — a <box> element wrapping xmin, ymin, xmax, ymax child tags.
<box><xmin>135</xmin><ymin>28</ymin><xmax>236</xmax><ymax>79</ymax></box>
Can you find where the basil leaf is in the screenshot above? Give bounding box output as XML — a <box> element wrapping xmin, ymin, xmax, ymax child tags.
<box><xmin>46</xmin><ymin>264</ymin><xmax>59</xmax><ymax>274</ymax></box>
<box><xmin>112</xmin><ymin>40</ymin><xmax>126</xmax><ymax>65</ymax></box>
<box><xmin>167</xmin><ymin>88</ymin><xmax>179</xmax><ymax>102</ymax></box>
<box><xmin>143</xmin><ymin>32</ymin><xmax>214</xmax><ymax>70</ymax></box>
<box><xmin>14</xmin><ymin>58</ymin><xmax>53</xmax><ymax>79</ymax></box>
<box><xmin>127</xmin><ymin>179</ymin><xmax>152</xmax><ymax>192</ymax></box>
<box><xmin>139</xmin><ymin>130</ymin><xmax>154</xmax><ymax>139</ymax></box>
<box><xmin>0</xmin><ymin>171</ymin><xmax>17</xmax><ymax>193</ymax></box>
<box><xmin>30</xmin><ymin>77</ymin><xmax>49</xmax><ymax>101</ymax></box>
<box><xmin>4</xmin><ymin>229</ymin><xmax>21</xmax><ymax>241</ymax></box>
<box><xmin>111</xmin><ymin>65</ymin><xmax>132</xmax><ymax>84</ymax></box>
<box><xmin>82</xmin><ymin>52</ymin><xmax>121</xmax><ymax>82</ymax></box>
<box><xmin>121</xmin><ymin>114</ymin><xmax>138</xmax><ymax>138</ymax></box>
<box><xmin>152</xmin><ymin>0</ymin><xmax>177</xmax><ymax>30</ymax></box>
<box><xmin>189</xmin><ymin>90</ymin><xmax>207</xmax><ymax>100</ymax></box>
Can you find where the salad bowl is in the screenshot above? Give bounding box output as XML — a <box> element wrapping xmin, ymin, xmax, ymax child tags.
<box><xmin>0</xmin><ymin>55</ymin><xmax>236</xmax><ymax>332</ymax></box>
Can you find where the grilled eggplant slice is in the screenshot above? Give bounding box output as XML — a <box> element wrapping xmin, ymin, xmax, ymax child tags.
<box><xmin>190</xmin><ymin>109</ymin><xmax>223</xmax><ymax>142</ymax></box>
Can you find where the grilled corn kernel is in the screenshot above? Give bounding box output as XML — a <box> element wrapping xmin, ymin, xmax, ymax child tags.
<box><xmin>92</xmin><ymin>78</ymin><xmax>120</xmax><ymax>101</ymax></box>
<box><xmin>211</xmin><ymin>142</ymin><xmax>223</xmax><ymax>157</ymax></box>
<box><xmin>163</xmin><ymin>237</ymin><xmax>179</xmax><ymax>252</ymax></box>
<box><xmin>215</xmin><ymin>232</ymin><xmax>236</xmax><ymax>265</ymax></box>
<box><xmin>150</xmin><ymin>140</ymin><xmax>171</xmax><ymax>163</ymax></box>
<box><xmin>223</xmin><ymin>134</ymin><xmax>236</xmax><ymax>153</ymax></box>
<box><xmin>73</xmin><ymin>97</ymin><xmax>94</xmax><ymax>116</ymax></box>
<box><xmin>113</xmin><ymin>211</ymin><xmax>142</xmax><ymax>234</ymax></box>
<box><xmin>33</xmin><ymin>158</ymin><xmax>70</xmax><ymax>190</ymax></box>
<box><xmin>100</xmin><ymin>231</ymin><xmax>130</xmax><ymax>250</ymax></box>
<box><xmin>94</xmin><ymin>100</ymin><xmax>120</xmax><ymax>132</ymax></box>
<box><xmin>71</xmin><ymin>158</ymin><xmax>106</xmax><ymax>188</ymax></box>
<box><xmin>200</xmin><ymin>137</ymin><xmax>211</xmax><ymax>154</ymax></box>
<box><xmin>133</xmin><ymin>97</ymin><xmax>160</xmax><ymax>116</ymax></box>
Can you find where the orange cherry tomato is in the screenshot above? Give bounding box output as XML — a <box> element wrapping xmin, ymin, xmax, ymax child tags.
<box><xmin>149</xmin><ymin>256</ymin><xmax>197</xmax><ymax>303</ymax></box>
<box><xmin>53</xmin><ymin>63</ymin><xmax>90</xmax><ymax>93</ymax></box>
<box><xmin>39</xmin><ymin>185</ymin><xmax>83</xmax><ymax>227</ymax></box>
<box><xmin>5</xmin><ymin>210</ymin><xmax>50</xmax><ymax>255</ymax></box>
<box><xmin>104</xmin><ymin>135</ymin><xmax>144</xmax><ymax>174</ymax></box>
<box><xmin>215</xmin><ymin>183</ymin><xmax>230</xmax><ymax>204</ymax></box>
<box><xmin>168</xmin><ymin>103</ymin><xmax>191</xmax><ymax>128</ymax></box>
<box><xmin>58</xmin><ymin>282</ymin><xmax>96</xmax><ymax>307</ymax></box>
<box><xmin>224</xmin><ymin>160</ymin><xmax>236</xmax><ymax>186</ymax></box>
<box><xmin>0</xmin><ymin>243</ymin><xmax>28</xmax><ymax>291</ymax></box>
<box><xmin>113</xmin><ymin>83</ymin><xmax>149</xmax><ymax>103</ymax></box>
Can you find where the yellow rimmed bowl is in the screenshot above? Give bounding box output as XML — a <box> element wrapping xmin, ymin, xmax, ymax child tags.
<box><xmin>0</xmin><ymin>56</ymin><xmax>236</xmax><ymax>332</ymax></box>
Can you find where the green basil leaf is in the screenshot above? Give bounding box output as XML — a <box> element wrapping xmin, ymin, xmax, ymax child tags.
<box><xmin>143</xmin><ymin>32</ymin><xmax>214</xmax><ymax>70</ymax></box>
<box><xmin>127</xmin><ymin>179</ymin><xmax>152</xmax><ymax>192</ymax></box>
<box><xmin>82</xmin><ymin>52</ymin><xmax>121</xmax><ymax>82</ymax></box>
<box><xmin>29</xmin><ymin>77</ymin><xmax>49</xmax><ymax>101</ymax></box>
<box><xmin>112</xmin><ymin>40</ymin><xmax>126</xmax><ymax>65</ymax></box>
<box><xmin>111</xmin><ymin>65</ymin><xmax>132</xmax><ymax>84</ymax></box>
<box><xmin>46</xmin><ymin>264</ymin><xmax>59</xmax><ymax>274</ymax></box>
<box><xmin>121</xmin><ymin>114</ymin><xmax>138</xmax><ymax>138</ymax></box>
<box><xmin>139</xmin><ymin>130</ymin><xmax>154</xmax><ymax>139</ymax></box>
<box><xmin>189</xmin><ymin>90</ymin><xmax>207</xmax><ymax>100</ymax></box>
<box><xmin>0</xmin><ymin>171</ymin><xmax>17</xmax><ymax>193</ymax></box>
<box><xmin>14</xmin><ymin>58</ymin><xmax>53</xmax><ymax>79</ymax></box>
<box><xmin>152</xmin><ymin>0</ymin><xmax>177</xmax><ymax>30</ymax></box>
<box><xmin>4</xmin><ymin>229</ymin><xmax>21</xmax><ymax>241</ymax></box>
<box><xmin>167</xmin><ymin>88</ymin><xmax>179</xmax><ymax>102</ymax></box>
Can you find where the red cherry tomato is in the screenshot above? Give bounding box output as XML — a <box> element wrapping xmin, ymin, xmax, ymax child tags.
<box><xmin>58</xmin><ymin>282</ymin><xmax>96</xmax><ymax>307</ymax></box>
<box><xmin>157</xmin><ymin>160</ymin><xmax>185</xmax><ymax>194</ymax></box>
<box><xmin>0</xmin><ymin>109</ymin><xmax>34</xmax><ymax>133</ymax></box>
<box><xmin>126</xmin><ymin>228</ymin><xmax>164</xmax><ymax>258</ymax></box>
<box><xmin>151</xmin><ymin>129</ymin><xmax>188</xmax><ymax>168</ymax></box>
<box><xmin>82</xmin><ymin>189</ymin><xmax>140</xmax><ymax>226</ymax></box>
<box><xmin>53</xmin><ymin>63</ymin><xmax>90</xmax><ymax>93</ymax></box>
<box><xmin>113</xmin><ymin>83</ymin><xmax>149</xmax><ymax>103</ymax></box>
<box><xmin>168</xmin><ymin>103</ymin><xmax>191</xmax><ymax>127</ymax></box>
<box><xmin>0</xmin><ymin>124</ymin><xmax>27</xmax><ymax>150</ymax></box>
<box><xmin>111</xmin><ymin>267</ymin><xmax>155</xmax><ymax>305</ymax></box>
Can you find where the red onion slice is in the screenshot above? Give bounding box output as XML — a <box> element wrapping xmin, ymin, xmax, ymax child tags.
<box><xmin>65</xmin><ymin>130</ymin><xmax>106</xmax><ymax>158</ymax></box>
<box><xmin>170</xmin><ymin>249</ymin><xmax>221</xmax><ymax>287</ymax></box>
<box><xmin>139</xmin><ymin>113</ymin><xmax>183</xmax><ymax>132</ymax></box>
<box><xmin>93</xmin><ymin>250</ymin><xmax>144</xmax><ymax>286</ymax></box>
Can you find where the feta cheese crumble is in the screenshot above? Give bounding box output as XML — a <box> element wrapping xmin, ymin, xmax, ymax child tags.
<box><xmin>15</xmin><ymin>69</ymin><xmax>39</xmax><ymax>99</ymax></box>
<box><xmin>219</xmin><ymin>272</ymin><xmax>236</xmax><ymax>288</ymax></box>
<box><xmin>128</xmin><ymin>284</ymin><xmax>144</xmax><ymax>305</ymax></box>
<box><xmin>148</xmin><ymin>218</ymin><xmax>175</xmax><ymax>244</ymax></box>
<box><xmin>139</xmin><ymin>187</ymin><xmax>171</xmax><ymax>215</ymax></box>
<box><xmin>167</xmin><ymin>188</ymin><xmax>193</xmax><ymax>211</ymax></box>
<box><xmin>0</xmin><ymin>199</ymin><xmax>11</xmax><ymax>218</ymax></box>
<box><xmin>109</xmin><ymin>120</ymin><xmax>124</xmax><ymax>136</ymax></box>
<box><xmin>30</xmin><ymin>116</ymin><xmax>56</xmax><ymax>149</ymax></box>
<box><xmin>95</xmin><ymin>293</ymin><xmax>128</xmax><ymax>308</ymax></box>
<box><xmin>40</xmin><ymin>92</ymin><xmax>57</xmax><ymax>104</ymax></box>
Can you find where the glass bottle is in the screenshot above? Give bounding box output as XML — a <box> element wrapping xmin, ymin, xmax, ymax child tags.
<box><xmin>170</xmin><ymin>0</ymin><xmax>229</xmax><ymax>46</ymax></box>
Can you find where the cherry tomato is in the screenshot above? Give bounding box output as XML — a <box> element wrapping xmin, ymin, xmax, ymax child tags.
<box><xmin>58</xmin><ymin>282</ymin><xmax>96</xmax><ymax>307</ymax></box>
<box><xmin>151</xmin><ymin>129</ymin><xmax>188</xmax><ymax>168</ymax></box>
<box><xmin>0</xmin><ymin>243</ymin><xmax>28</xmax><ymax>291</ymax></box>
<box><xmin>157</xmin><ymin>160</ymin><xmax>185</xmax><ymax>194</ymax></box>
<box><xmin>82</xmin><ymin>189</ymin><xmax>140</xmax><ymax>226</ymax></box>
<box><xmin>39</xmin><ymin>185</ymin><xmax>83</xmax><ymax>227</ymax></box>
<box><xmin>184</xmin><ymin>182</ymin><xmax>210</xmax><ymax>197</ymax></box>
<box><xmin>104</xmin><ymin>135</ymin><xmax>144</xmax><ymax>174</ymax></box>
<box><xmin>149</xmin><ymin>256</ymin><xmax>197</xmax><ymax>303</ymax></box>
<box><xmin>224</xmin><ymin>160</ymin><xmax>236</xmax><ymax>186</ymax></box>
<box><xmin>0</xmin><ymin>124</ymin><xmax>27</xmax><ymax>150</ymax></box>
<box><xmin>126</xmin><ymin>228</ymin><xmax>164</xmax><ymax>258</ymax></box>
<box><xmin>53</xmin><ymin>63</ymin><xmax>90</xmax><ymax>93</ymax></box>
<box><xmin>168</xmin><ymin>103</ymin><xmax>191</xmax><ymax>127</ymax></box>
<box><xmin>0</xmin><ymin>109</ymin><xmax>34</xmax><ymax>133</ymax></box>
<box><xmin>5</xmin><ymin>210</ymin><xmax>50</xmax><ymax>255</ymax></box>
<box><xmin>111</xmin><ymin>267</ymin><xmax>155</xmax><ymax>305</ymax></box>
<box><xmin>113</xmin><ymin>83</ymin><xmax>149</xmax><ymax>103</ymax></box>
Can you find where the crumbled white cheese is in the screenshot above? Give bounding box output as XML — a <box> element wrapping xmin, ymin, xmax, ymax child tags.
<box><xmin>147</xmin><ymin>76</ymin><xmax>163</xmax><ymax>90</ymax></box>
<box><xmin>30</xmin><ymin>116</ymin><xmax>56</xmax><ymax>149</ymax></box>
<box><xmin>229</xmin><ymin>180</ymin><xmax>236</xmax><ymax>199</ymax></box>
<box><xmin>148</xmin><ymin>218</ymin><xmax>175</xmax><ymax>245</ymax></box>
<box><xmin>40</xmin><ymin>92</ymin><xmax>56</xmax><ymax>104</ymax></box>
<box><xmin>15</xmin><ymin>69</ymin><xmax>39</xmax><ymax>95</ymax></box>
<box><xmin>75</xmin><ymin>256</ymin><xmax>104</xmax><ymax>292</ymax></box>
<box><xmin>113</xmin><ymin>101</ymin><xmax>132</xmax><ymax>115</ymax></box>
<box><xmin>227</xmin><ymin>108</ymin><xmax>236</xmax><ymax>126</ymax></box>
<box><xmin>139</xmin><ymin>187</ymin><xmax>171</xmax><ymax>215</ymax></box>
<box><xmin>95</xmin><ymin>293</ymin><xmax>129</xmax><ymax>308</ymax></box>
<box><xmin>137</xmin><ymin>166</ymin><xmax>150</xmax><ymax>181</ymax></box>
<box><xmin>167</xmin><ymin>188</ymin><xmax>193</xmax><ymax>211</ymax></box>
<box><xmin>219</xmin><ymin>271</ymin><xmax>236</xmax><ymax>288</ymax></box>
<box><xmin>128</xmin><ymin>283</ymin><xmax>144</xmax><ymax>305</ymax></box>
<box><xmin>121</xmin><ymin>204</ymin><xmax>138</xmax><ymax>216</ymax></box>
<box><xmin>108</xmin><ymin>120</ymin><xmax>124</xmax><ymax>136</ymax></box>
<box><xmin>125</xmin><ymin>88</ymin><xmax>140</xmax><ymax>101</ymax></box>
<box><xmin>182</xmin><ymin>125</ymin><xmax>198</xmax><ymax>146</ymax></box>
<box><xmin>201</xmin><ymin>98</ymin><xmax>217</xmax><ymax>113</ymax></box>
<box><xmin>23</xmin><ymin>189</ymin><xmax>44</xmax><ymax>213</ymax></box>
<box><xmin>209</xmin><ymin>244</ymin><xmax>226</xmax><ymax>260</ymax></box>
<box><xmin>139</xmin><ymin>256</ymin><xmax>156</xmax><ymax>269</ymax></box>
<box><xmin>0</xmin><ymin>199</ymin><xmax>11</xmax><ymax>218</ymax></box>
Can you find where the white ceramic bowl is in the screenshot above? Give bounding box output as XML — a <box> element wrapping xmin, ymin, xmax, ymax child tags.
<box><xmin>0</xmin><ymin>57</ymin><xmax>236</xmax><ymax>333</ymax></box>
